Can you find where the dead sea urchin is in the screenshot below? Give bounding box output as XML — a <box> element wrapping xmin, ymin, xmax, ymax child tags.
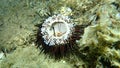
<box><xmin>36</xmin><ymin>14</ymin><xmax>84</xmax><ymax>58</ymax></box>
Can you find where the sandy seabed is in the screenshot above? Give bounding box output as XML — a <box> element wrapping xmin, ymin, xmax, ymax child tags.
<box><xmin>0</xmin><ymin>0</ymin><xmax>120</xmax><ymax>68</ymax></box>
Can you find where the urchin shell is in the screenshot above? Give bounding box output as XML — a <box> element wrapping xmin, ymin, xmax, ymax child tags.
<box><xmin>41</xmin><ymin>14</ymin><xmax>74</xmax><ymax>46</ymax></box>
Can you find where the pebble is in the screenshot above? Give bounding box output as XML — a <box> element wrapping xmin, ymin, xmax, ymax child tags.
<box><xmin>116</xmin><ymin>13</ymin><xmax>120</xmax><ymax>19</ymax></box>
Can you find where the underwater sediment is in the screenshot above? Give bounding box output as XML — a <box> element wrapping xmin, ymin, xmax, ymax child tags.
<box><xmin>0</xmin><ymin>0</ymin><xmax>120</xmax><ymax>68</ymax></box>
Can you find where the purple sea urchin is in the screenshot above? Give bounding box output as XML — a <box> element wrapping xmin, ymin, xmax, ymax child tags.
<box><xmin>36</xmin><ymin>14</ymin><xmax>84</xmax><ymax>58</ymax></box>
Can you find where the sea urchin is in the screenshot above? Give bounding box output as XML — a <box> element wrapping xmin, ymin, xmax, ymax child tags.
<box><xmin>36</xmin><ymin>14</ymin><xmax>83</xmax><ymax>58</ymax></box>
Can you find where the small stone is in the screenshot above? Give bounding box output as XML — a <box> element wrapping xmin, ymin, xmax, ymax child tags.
<box><xmin>116</xmin><ymin>13</ymin><xmax>120</xmax><ymax>19</ymax></box>
<box><xmin>0</xmin><ymin>52</ymin><xmax>4</xmax><ymax>60</ymax></box>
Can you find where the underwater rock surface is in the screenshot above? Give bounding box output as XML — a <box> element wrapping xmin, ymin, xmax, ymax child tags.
<box><xmin>0</xmin><ymin>0</ymin><xmax>120</xmax><ymax>68</ymax></box>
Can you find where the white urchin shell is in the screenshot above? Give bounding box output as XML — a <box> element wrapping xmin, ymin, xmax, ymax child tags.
<box><xmin>41</xmin><ymin>14</ymin><xmax>74</xmax><ymax>46</ymax></box>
